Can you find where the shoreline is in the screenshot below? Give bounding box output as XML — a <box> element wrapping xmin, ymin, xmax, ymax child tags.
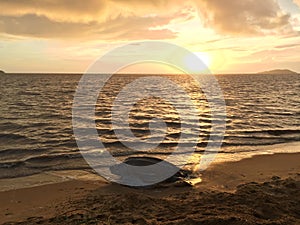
<box><xmin>201</xmin><ymin>152</ymin><xmax>300</xmax><ymax>191</ymax></box>
<box><xmin>1</xmin><ymin>152</ymin><xmax>299</xmax><ymax>224</ymax></box>
<box><xmin>212</xmin><ymin>141</ymin><xmax>300</xmax><ymax>164</ymax></box>
<box><xmin>1</xmin><ymin>141</ymin><xmax>299</xmax><ymax>193</ymax></box>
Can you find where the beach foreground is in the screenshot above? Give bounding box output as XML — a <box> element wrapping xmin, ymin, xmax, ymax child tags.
<box><xmin>1</xmin><ymin>153</ymin><xmax>299</xmax><ymax>225</ymax></box>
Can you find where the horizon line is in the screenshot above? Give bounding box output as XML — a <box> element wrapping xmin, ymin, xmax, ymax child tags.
<box><xmin>2</xmin><ymin>72</ymin><xmax>299</xmax><ymax>75</ymax></box>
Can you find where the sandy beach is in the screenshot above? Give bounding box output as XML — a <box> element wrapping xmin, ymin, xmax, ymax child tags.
<box><xmin>1</xmin><ymin>0</ymin><xmax>300</xmax><ymax>224</ymax></box>
<box><xmin>1</xmin><ymin>153</ymin><xmax>299</xmax><ymax>225</ymax></box>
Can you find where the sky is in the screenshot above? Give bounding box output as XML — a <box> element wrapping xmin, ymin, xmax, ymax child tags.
<box><xmin>0</xmin><ymin>0</ymin><xmax>300</xmax><ymax>74</ymax></box>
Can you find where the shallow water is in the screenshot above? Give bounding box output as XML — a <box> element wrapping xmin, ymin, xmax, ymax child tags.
<box><xmin>0</xmin><ymin>73</ymin><xmax>299</xmax><ymax>180</ymax></box>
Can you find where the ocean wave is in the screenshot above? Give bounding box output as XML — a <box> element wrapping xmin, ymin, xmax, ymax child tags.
<box><xmin>240</xmin><ymin>128</ymin><xmax>300</xmax><ymax>136</ymax></box>
<box><xmin>1</xmin><ymin>73</ymin><xmax>300</xmax><ymax>180</ymax></box>
<box><xmin>0</xmin><ymin>133</ymin><xmax>33</xmax><ymax>141</ymax></box>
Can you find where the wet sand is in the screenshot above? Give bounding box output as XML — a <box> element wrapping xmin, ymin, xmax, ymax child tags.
<box><xmin>1</xmin><ymin>153</ymin><xmax>299</xmax><ymax>224</ymax></box>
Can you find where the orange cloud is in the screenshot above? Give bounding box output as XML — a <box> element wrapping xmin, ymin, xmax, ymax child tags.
<box><xmin>195</xmin><ymin>0</ymin><xmax>293</xmax><ymax>35</ymax></box>
<box><xmin>0</xmin><ymin>0</ymin><xmax>184</xmax><ymax>23</ymax></box>
<box><xmin>0</xmin><ymin>13</ymin><xmax>178</xmax><ymax>40</ymax></box>
<box><xmin>0</xmin><ymin>0</ymin><xmax>109</xmax><ymax>23</ymax></box>
<box><xmin>294</xmin><ymin>0</ymin><xmax>300</xmax><ymax>7</ymax></box>
<box><xmin>0</xmin><ymin>0</ymin><xmax>295</xmax><ymax>40</ymax></box>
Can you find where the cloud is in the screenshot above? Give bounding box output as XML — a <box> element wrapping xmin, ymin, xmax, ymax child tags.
<box><xmin>0</xmin><ymin>0</ymin><xmax>109</xmax><ymax>23</ymax></box>
<box><xmin>237</xmin><ymin>46</ymin><xmax>300</xmax><ymax>64</ymax></box>
<box><xmin>275</xmin><ymin>43</ymin><xmax>300</xmax><ymax>49</ymax></box>
<box><xmin>0</xmin><ymin>0</ymin><xmax>184</xmax><ymax>23</ymax></box>
<box><xmin>0</xmin><ymin>0</ymin><xmax>190</xmax><ymax>40</ymax></box>
<box><xmin>0</xmin><ymin>13</ymin><xmax>177</xmax><ymax>40</ymax></box>
<box><xmin>195</xmin><ymin>0</ymin><xmax>293</xmax><ymax>35</ymax></box>
<box><xmin>293</xmin><ymin>0</ymin><xmax>300</xmax><ymax>7</ymax></box>
<box><xmin>95</xmin><ymin>14</ymin><xmax>178</xmax><ymax>40</ymax></box>
<box><xmin>0</xmin><ymin>0</ymin><xmax>295</xmax><ymax>40</ymax></box>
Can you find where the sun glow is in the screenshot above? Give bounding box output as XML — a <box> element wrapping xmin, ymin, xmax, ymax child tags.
<box><xmin>193</xmin><ymin>52</ymin><xmax>212</xmax><ymax>68</ymax></box>
<box><xmin>182</xmin><ymin>52</ymin><xmax>212</xmax><ymax>74</ymax></box>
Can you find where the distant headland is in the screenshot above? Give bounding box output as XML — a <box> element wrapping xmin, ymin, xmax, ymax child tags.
<box><xmin>257</xmin><ymin>69</ymin><xmax>298</xmax><ymax>75</ymax></box>
<box><xmin>0</xmin><ymin>70</ymin><xmax>5</xmax><ymax>74</ymax></box>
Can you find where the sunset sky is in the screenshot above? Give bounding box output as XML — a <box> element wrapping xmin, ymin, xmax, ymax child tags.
<box><xmin>0</xmin><ymin>0</ymin><xmax>300</xmax><ymax>73</ymax></box>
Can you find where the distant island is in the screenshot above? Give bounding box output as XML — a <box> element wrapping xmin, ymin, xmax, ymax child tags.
<box><xmin>258</xmin><ymin>69</ymin><xmax>298</xmax><ymax>75</ymax></box>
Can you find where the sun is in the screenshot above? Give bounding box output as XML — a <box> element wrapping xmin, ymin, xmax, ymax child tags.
<box><xmin>182</xmin><ymin>52</ymin><xmax>212</xmax><ymax>74</ymax></box>
<box><xmin>193</xmin><ymin>52</ymin><xmax>212</xmax><ymax>68</ymax></box>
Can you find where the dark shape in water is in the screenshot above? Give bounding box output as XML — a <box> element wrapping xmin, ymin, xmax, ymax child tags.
<box><xmin>110</xmin><ymin>156</ymin><xmax>193</xmax><ymax>187</ymax></box>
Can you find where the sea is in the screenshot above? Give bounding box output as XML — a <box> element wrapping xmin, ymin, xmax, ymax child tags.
<box><xmin>0</xmin><ymin>73</ymin><xmax>299</xmax><ymax>189</ymax></box>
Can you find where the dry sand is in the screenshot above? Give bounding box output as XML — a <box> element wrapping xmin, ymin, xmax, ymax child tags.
<box><xmin>0</xmin><ymin>153</ymin><xmax>299</xmax><ymax>225</ymax></box>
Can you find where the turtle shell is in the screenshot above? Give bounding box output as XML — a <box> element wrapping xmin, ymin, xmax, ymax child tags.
<box><xmin>110</xmin><ymin>156</ymin><xmax>191</xmax><ymax>186</ymax></box>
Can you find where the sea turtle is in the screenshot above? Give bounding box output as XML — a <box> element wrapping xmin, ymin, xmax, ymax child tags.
<box><xmin>109</xmin><ymin>156</ymin><xmax>197</xmax><ymax>187</ymax></box>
